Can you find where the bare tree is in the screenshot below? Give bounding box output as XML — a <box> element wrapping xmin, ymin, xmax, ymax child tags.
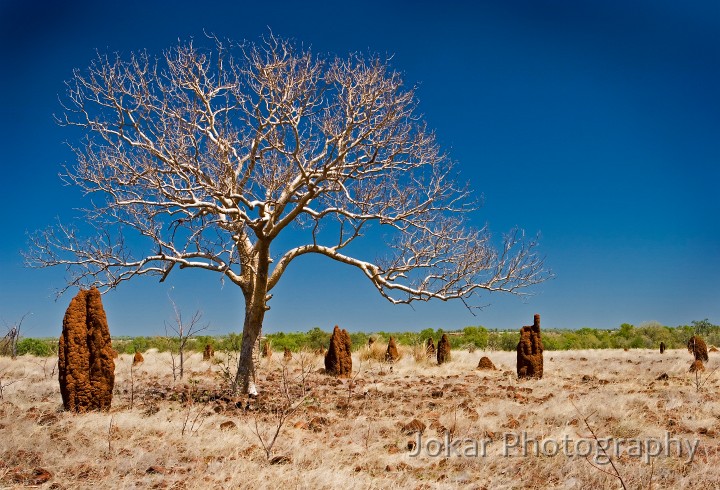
<box><xmin>164</xmin><ymin>291</ymin><xmax>209</xmax><ymax>381</ymax></box>
<box><xmin>25</xmin><ymin>34</ymin><xmax>549</xmax><ymax>394</ymax></box>
<box><xmin>1</xmin><ymin>313</ymin><xmax>30</xmax><ymax>359</ymax></box>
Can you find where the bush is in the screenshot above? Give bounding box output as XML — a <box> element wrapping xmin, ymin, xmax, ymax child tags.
<box><xmin>16</xmin><ymin>338</ymin><xmax>54</xmax><ymax>357</ymax></box>
<box><xmin>463</xmin><ymin>326</ymin><xmax>489</xmax><ymax>349</ymax></box>
<box><xmin>216</xmin><ymin>333</ymin><xmax>243</xmax><ymax>352</ymax></box>
<box><xmin>359</xmin><ymin>341</ymin><xmax>387</xmax><ymax>362</ymax></box>
<box><xmin>122</xmin><ymin>337</ymin><xmax>151</xmax><ymax>354</ymax></box>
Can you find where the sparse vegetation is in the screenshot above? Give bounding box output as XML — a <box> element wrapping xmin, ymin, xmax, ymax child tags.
<box><xmin>2</xmin><ymin>320</ymin><xmax>718</xmax><ymax>360</ymax></box>
<box><xmin>0</xmin><ymin>347</ymin><xmax>717</xmax><ymax>488</ymax></box>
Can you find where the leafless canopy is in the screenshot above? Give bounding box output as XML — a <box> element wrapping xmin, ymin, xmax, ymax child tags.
<box><xmin>26</xmin><ymin>34</ymin><xmax>548</xmax><ymax>309</ymax></box>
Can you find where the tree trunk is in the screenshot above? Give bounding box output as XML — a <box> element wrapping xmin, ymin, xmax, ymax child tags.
<box><xmin>234</xmin><ymin>244</ymin><xmax>270</xmax><ymax>395</ymax></box>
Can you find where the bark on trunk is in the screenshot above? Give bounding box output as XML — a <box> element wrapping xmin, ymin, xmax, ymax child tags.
<box><xmin>234</xmin><ymin>303</ymin><xmax>265</xmax><ymax>394</ymax></box>
<box><xmin>233</xmin><ymin>243</ymin><xmax>270</xmax><ymax>395</ymax></box>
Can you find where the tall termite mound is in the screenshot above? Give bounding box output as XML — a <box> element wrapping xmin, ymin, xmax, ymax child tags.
<box><xmin>426</xmin><ymin>337</ymin><xmax>436</xmax><ymax>358</ymax></box>
<box><xmin>517</xmin><ymin>314</ymin><xmax>543</xmax><ymax>379</ymax></box>
<box><xmin>687</xmin><ymin>336</ymin><xmax>709</xmax><ymax>363</ymax></box>
<box><xmin>436</xmin><ymin>334</ymin><xmax>451</xmax><ymax>365</ymax></box>
<box><xmin>325</xmin><ymin>325</ymin><xmax>352</xmax><ymax>377</ymax></box>
<box><xmin>58</xmin><ymin>288</ymin><xmax>115</xmax><ymax>412</ymax></box>
<box><xmin>385</xmin><ymin>336</ymin><xmax>400</xmax><ymax>362</ymax></box>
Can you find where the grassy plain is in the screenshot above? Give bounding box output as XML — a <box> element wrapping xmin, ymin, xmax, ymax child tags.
<box><xmin>0</xmin><ymin>347</ymin><xmax>718</xmax><ymax>489</ymax></box>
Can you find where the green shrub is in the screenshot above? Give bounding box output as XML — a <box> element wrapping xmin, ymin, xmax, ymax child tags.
<box><xmin>121</xmin><ymin>337</ymin><xmax>151</xmax><ymax>354</ymax></box>
<box><xmin>16</xmin><ymin>338</ymin><xmax>54</xmax><ymax>357</ymax></box>
<box><xmin>216</xmin><ymin>333</ymin><xmax>243</xmax><ymax>352</ymax></box>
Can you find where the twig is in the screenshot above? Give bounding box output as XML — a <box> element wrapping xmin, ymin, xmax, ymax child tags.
<box><xmin>570</xmin><ymin>399</ymin><xmax>628</xmax><ymax>490</ymax></box>
<box><xmin>129</xmin><ymin>362</ymin><xmax>135</xmax><ymax>409</ymax></box>
<box><xmin>250</xmin><ymin>362</ymin><xmax>311</xmax><ymax>460</ymax></box>
<box><xmin>346</xmin><ymin>358</ymin><xmax>363</xmax><ymax>408</ymax></box>
<box><xmin>695</xmin><ymin>365</ymin><xmax>719</xmax><ymax>392</ymax></box>
<box><xmin>108</xmin><ymin>414</ymin><xmax>115</xmax><ymax>454</ymax></box>
<box><xmin>179</xmin><ymin>379</ymin><xmax>210</xmax><ymax>437</ymax></box>
<box><xmin>0</xmin><ymin>364</ymin><xmax>26</xmax><ymax>399</ymax></box>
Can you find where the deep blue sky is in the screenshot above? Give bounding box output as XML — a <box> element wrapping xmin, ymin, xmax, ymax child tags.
<box><xmin>1</xmin><ymin>0</ymin><xmax>718</xmax><ymax>338</ymax></box>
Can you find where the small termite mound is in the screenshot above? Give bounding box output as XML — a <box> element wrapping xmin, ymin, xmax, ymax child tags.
<box><xmin>517</xmin><ymin>314</ymin><xmax>543</xmax><ymax>379</ymax></box>
<box><xmin>203</xmin><ymin>344</ymin><xmax>215</xmax><ymax>360</ymax></box>
<box><xmin>425</xmin><ymin>338</ymin><xmax>436</xmax><ymax>359</ymax></box>
<box><xmin>385</xmin><ymin>337</ymin><xmax>400</xmax><ymax>363</ymax></box>
<box><xmin>689</xmin><ymin>360</ymin><xmax>706</xmax><ymax>373</ymax></box>
<box><xmin>477</xmin><ymin>356</ymin><xmax>496</xmax><ymax>370</ymax></box>
<box><xmin>687</xmin><ymin>336</ymin><xmax>709</xmax><ymax>363</ymax></box>
<box><xmin>262</xmin><ymin>341</ymin><xmax>272</xmax><ymax>359</ymax></box>
<box><xmin>325</xmin><ymin>325</ymin><xmax>352</xmax><ymax>377</ymax></box>
<box><xmin>436</xmin><ymin>334</ymin><xmax>451</xmax><ymax>365</ymax></box>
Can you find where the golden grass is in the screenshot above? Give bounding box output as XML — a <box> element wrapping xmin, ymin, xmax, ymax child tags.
<box><xmin>0</xmin><ymin>348</ymin><xmax>718</xmax><ymax>488</ymax></box>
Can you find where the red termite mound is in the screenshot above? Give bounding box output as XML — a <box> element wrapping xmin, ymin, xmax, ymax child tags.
<box><xmin>517</xmin><ymin>314</ymin><xmax>543</xmax><ymax>379</ymax></box>
<box><xmin>58</xmin><ymin>288</ymin><xmax>115</xmax><ymax>412</ymax></box>
<box><xmin>325</xmin><ymin>326</ymin><xmax>352</xmax><ymax>377</ymax></box>
<box><xmin>477</xmin><ymin>356</ymin><xmax>496</xmax><ymax>370</ymax></box>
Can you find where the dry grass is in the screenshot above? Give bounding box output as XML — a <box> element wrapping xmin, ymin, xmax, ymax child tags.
<box><xmin>0</xmin><ymin>348</ymin><xmax>719</xmax><ymax>488</ymax></box>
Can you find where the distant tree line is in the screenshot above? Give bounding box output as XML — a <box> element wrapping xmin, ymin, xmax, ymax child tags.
<box><xmin>3</xmin><ymin>320</ymin><xmax>718</xmax><ymax>357</ymax></box>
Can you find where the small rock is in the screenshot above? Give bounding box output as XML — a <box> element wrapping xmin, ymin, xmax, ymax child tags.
<box><xmin>269</xmin><ymin>455</ymin><xmax>292</xmax><ymax>465</ymax></box>
<box><xmin>401</xmin><ymin>418</ymin><xmax>426</xmax><ymax>434</ymax></box>
<box><xmin>37</xmin><ymin>414</ymin><xmax>59</xmax><ymax>426</ymax></box>
<box><xmin>309</xmin><ymin>416</ymin><xmax>329</xmax><ymax>432</ymax></box>
<box><xmin>18</xmin><ymin>468</ymin><xmax>52</xmax><ymax>485</ymax></box>
<box><xmin>220</xmin><ymin>421</ymin><xmax>236</xmax><ymax>431</ymax></box>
